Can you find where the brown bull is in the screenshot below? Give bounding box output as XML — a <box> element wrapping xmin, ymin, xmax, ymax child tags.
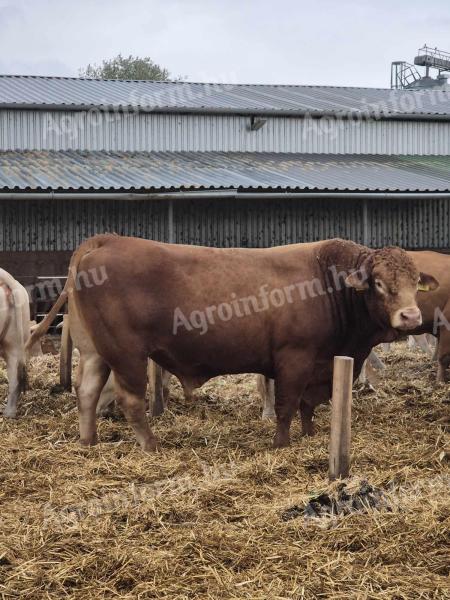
<box><xmin>27</xmin><ymin>235</ymin><xmax>437</xmax><ymax>451</ymax></box>
<box><xmin>408</xmin><ymin>251</ymin><xmax>450</xmax><ymax>382</ymax></box>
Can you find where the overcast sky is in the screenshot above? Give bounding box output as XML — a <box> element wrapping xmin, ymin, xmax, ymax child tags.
<box><xmin>1</xmin><ymin>0</ymin><xmax>449</xmax><ymax>87</ymax></box>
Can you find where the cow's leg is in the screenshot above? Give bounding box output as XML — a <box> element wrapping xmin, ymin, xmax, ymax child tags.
<box><xmin>368</xmin><ymin>350</ymin><xmax>385</xmax><ymax>370</ymax></box>
<box><xmin>432</xmin><ymin>336</ymin><xmax>439</xmax><ymax>363</ymax></box>
<box><xmin>437</xmin><ymin>354</ymin><xmax>450</xmax><ymax>384</ymax></box>
<box><xmin>436</xmin><ymin>327</ymin><xmax>450</xmax><ymax>383</ymax></box>
<box><xmin>413</xmin><ymin>334</ymin><xmax>434</xmax><ymax>357</ymax></box>
<box><xmin>96</xmin><ymin>372</ymin><xmax>117</xmax><ymax>417</ymax></box>
<box><xmin>3</xmin><ymin>352</ymin><xmax>26</xmax><ymax>419</ymax></box>
<box><xmin>75</xmin><ymin>353</ymin><xmax>110</xmax><ymax>445</ymax></box>
<box><xmin>256</xmin><ymin>375</ymin><xmax>276</xmax><ymax>419</ymax></box>
<box><xmin>357</xmin><ymin>360</ymin><xmax>368</xmax><ymax>385</ymax></box>
<box><xmin>113</xmin><ymin>362</ymin><xmax>158</xmax><ymax>451</ymax></box>
<box><xmin>273</xmin><ymin>352</ymin><xmax>315</xmax><ymax>448</ymax></box>
<box><xmin>262</xmin><ymin>378</ymin><xmax>276</xmax><ymax>420</ymax></box>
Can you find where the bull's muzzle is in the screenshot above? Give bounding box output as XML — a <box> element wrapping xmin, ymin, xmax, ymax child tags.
<box><xmin>392</xmin><ymin>306</ymin><xmax>422</xmax><ymax>330</ymax></box>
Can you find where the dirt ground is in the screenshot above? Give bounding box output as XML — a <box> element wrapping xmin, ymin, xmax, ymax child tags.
<box><xmin>0</xmin><ymin>345</ymin><xmax>449</xmax><ymax>599</ymax></box>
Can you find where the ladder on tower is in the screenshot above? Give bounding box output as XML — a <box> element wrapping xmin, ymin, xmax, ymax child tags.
<box><xmin>390</xmin><ymin>61</ymin><xmax>421</xmax><ymax>89</ymax></box>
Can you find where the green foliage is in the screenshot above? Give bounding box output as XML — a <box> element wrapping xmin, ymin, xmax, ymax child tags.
<box><xmin>79</xmin><ymin>54</ymin><xmax>171</xmax><ymax>80</ymax></box>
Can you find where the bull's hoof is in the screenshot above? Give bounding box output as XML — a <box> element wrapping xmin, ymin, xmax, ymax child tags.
<box><xmin>79</xmin><ymin>435</ymin><xmax>98</xmax><ymax>447</ymax></box>
<box><xmin>142</xmin><ymin>437</ymin><xmax>160</xmax><ymax>452</ymax></box>
<box><xmin>301</xmin><ymin>426</ymin><xmax>315</xmax><ymax>437</ymax></box>
<box><xmin>273</xmin><ymin>434</ymin><xmax>290</xmax><ymax>449</ymax></box>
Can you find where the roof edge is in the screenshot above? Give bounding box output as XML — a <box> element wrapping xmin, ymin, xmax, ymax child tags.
<box><xmin>2</xmin><ymin>103</ymin><xmax>450</xmax><ymax>121</ymax></box>
<box><xmin>1</xmin><ymin>190</ymin><xmax>450</xmax><ymax>201</ymax></box>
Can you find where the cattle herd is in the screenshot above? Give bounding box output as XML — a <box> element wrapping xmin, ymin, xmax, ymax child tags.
<box><xmin>1</xmin><ymin>234</ymin><xmax>448</xmax><ymax>454</ymax></box>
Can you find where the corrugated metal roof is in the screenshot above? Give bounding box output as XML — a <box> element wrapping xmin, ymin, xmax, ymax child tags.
<box><xmin>1</xmin><ymin>150</ymin><xmax>450</xmax><ymax>193</ymax></box>
<box><xmin>1</xmin><ymin>75</ymin><xmax>450</xmax><ymax>117</ymax></box>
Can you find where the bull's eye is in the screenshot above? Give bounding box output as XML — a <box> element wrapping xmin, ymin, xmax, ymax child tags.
<box><xmin>374</xmin><ymin>279</ymin><xmax>385</xmax><ymax>293</ymax></box>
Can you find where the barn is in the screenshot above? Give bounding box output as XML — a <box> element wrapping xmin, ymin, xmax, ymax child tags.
<box><xmin>1</xmin><ymin>75</ymin><xmax>450</xmax><ymax>282</ymax></box>
<box><xmin>1</xmin><ymin>76</ymin><xmax>449</xmax><ymax>598</ymax></box>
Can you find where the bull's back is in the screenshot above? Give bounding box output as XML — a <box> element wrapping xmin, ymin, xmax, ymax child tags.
<box><xmin>73</xmin><ymin>236</ymin><xmax>327</xmax><ymax>376</ymax></box>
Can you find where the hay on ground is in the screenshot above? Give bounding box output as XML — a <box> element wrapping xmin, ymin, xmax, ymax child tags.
<box><xmin>0</xmin><ymin>344</ymin><xmax>449</xmax><ymax>599</ymax></box>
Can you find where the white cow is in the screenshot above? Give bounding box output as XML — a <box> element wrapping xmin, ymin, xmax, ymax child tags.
<box><xmin>0</xmin><ymin>269</ymin><xmax>30</xmax><ymax>418</ymax></box>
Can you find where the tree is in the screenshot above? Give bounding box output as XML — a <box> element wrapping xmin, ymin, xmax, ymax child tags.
<box><xmin>79</xmin><ymin>54</ymin><xmax>171</xmax><ymax>80</ymax></box>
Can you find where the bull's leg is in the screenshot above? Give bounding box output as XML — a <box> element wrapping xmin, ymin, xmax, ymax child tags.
<box><xmin>113</xmin><ymin>362</ymin><xmax>158</xmax><ymax>451</ymax></box>
<box><xmin>299</xmin><ymin>401</ymin><xmax>315</xmax><ymax>436</ymax></box>
<box><xmin>299</xmin><ymin>382</ymin><xmax>331</xmax><ymax>437</ymax></box>
<box><xmin>75</xmin><ymin>353</ymin><xmax>110</xmax><ymax>445</ymax></box>
<box><xmin>3</xmin><ymin>352</ymin><xmax>26</xmax><ymax>419</ymax></box>
<box><xmin>273</xmin><ymin>352</ymin><xmax>315</xmax><ymax>448</ymax></box>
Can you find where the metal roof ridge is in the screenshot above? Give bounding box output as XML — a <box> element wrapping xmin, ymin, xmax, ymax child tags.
<box><xmin>0</xmin><ymin>75</ymin><xmax>417</xmax><ymax>91</ymax></box>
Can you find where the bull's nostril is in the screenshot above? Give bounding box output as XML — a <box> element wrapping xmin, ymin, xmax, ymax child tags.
<box><xmin>400</xmin><ymin>308</ymin><xmax>421</xmax><ymax>324</ymax></box>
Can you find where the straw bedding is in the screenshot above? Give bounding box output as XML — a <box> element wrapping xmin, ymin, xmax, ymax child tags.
<box><xmin>0</xmin><ymin>345</ymin><xmax>449</xmax><ymax>599</ymax></box>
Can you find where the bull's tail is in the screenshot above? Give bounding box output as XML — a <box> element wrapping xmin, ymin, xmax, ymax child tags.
<box><xmin>25</xmin><ymin>234</ymin><xmax>112</xmax><ymax>352</ymax></box>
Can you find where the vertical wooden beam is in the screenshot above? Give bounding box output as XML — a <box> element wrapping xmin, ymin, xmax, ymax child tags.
<box><xmin>362</xmin><ymin>198</ymin><xmax>369</xmax><ymax>246</ymax></box>
<box><xmin>168</xmin><ymin>199</ymin><xmax>174</xmax><ymax>244</ymax></box>
<box><xmin>329</xmin><ymin>356</ymin><xmax>353</xmax><ymax>481</ymax></box>
<box><xmin>59</xmin><ymin>314</ymin><xmax>72</xmax><ymax>391</ymax></box>
<box><xmin>147</xmin><ymin>360</ymin><xmax>165</xmax><ymax>417</ymax></box>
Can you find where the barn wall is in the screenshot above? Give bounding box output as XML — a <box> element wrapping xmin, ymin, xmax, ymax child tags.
<box><xmin>0</xmin><ymin>197</ymin><xmax>448</xmax><ymax>279</ymax></box>
<box><xmin>0</xmin><ymin>199</ymin><xmax>168</xmax><ymax>252</ymax></box>
<box><xmin>2</xmin><ymin>109</ymin><xmax>450</xmax><ymax>155</ymax></box>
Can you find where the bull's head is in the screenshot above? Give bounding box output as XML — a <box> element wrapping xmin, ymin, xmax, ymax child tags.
<box><xmin>345</xmin><ymin>247</ymin><xmax>438</xmax><ymax>331</ymax></box>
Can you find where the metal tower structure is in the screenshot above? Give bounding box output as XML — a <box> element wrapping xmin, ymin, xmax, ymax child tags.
<box><xmin>391</xmin><ymin>45</ymin><xmax>450</xmax><ymax>89</ymax></box>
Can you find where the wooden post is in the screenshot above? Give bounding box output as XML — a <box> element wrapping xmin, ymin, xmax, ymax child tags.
<box><xmin>148</xmin><ymin>360</ymin><xmax>165</xmax><ymax>417</ymax></box>
<box><xmin>329</xmin><ymin>356</ymin><xmax>353</xmax><ymax>481</ymax></box>
<box><xmin>59</xmin><ymin>314</ymin><xmax>72</xmax><ymax>391</ymax></box>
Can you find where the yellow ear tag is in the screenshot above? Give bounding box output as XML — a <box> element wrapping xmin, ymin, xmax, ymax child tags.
<box><xmin>418</xmin><ymin>282</ymin><xmax>430</xmax><ymax>292</ymax></box>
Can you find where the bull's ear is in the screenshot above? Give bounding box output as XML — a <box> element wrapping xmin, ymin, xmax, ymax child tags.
<box><xmin>345</xmin><ymin>269</ymin><xmax>369</xmax><ymax>291</ymax></box>
<box><xmin>418</xmin><ymin>272</ymin><xmax>439</xmax><ymax>292</ymax></box>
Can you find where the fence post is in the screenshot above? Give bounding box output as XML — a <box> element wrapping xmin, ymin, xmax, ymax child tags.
<box><xmin>329</xmin><ymin>356</ymin><xmax>353</xmax><ymax>481</ymax></box>
<box><xmin>59</xmin><ymin>314</ymin><xmax>72</xmax><ymax>391</ymax></box>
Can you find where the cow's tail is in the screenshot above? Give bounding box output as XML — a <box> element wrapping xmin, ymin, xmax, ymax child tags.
<box><xmin>25</xmin><ymin>234</ymin><xmax>111</xmax><ymax>352</ymax></box>
<box><xmin>25</xmin><ymin>286</ymin><xmax>69</xmax><ymax>352</ymax></box>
